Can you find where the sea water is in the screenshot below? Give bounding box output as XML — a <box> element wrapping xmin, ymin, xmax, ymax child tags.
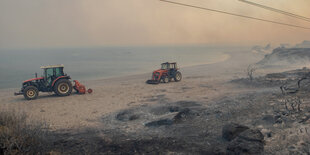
<box><xmin>0</xmin><ymin>45</ymin><xmax>245</xmax><ymax>89</ymax></box>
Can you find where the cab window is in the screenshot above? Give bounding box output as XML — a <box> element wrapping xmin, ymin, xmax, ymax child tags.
<box><xmin>55</xmin><ymin>67</ymin><xmax>64</xmax><ymax>77</ymax></box>
<box><xmin>169</xmin><ymin>64</ymin><xmax>173</xmax><ymax>69</ymax></box>
<box><xmin>45</xmin><ymin>68</ymin><xmax>53</xmax><ymax>78</ymax></box>
<box><xmin>161</xmin><ymin>63</ymin><xmax>168</xmax><ymax>69</ymax></box>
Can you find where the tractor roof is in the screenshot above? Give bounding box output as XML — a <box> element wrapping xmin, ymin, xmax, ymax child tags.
<box><xmin>40</xmin><ymin>64</ymin><xmax>64</xmax><ymax>69</ymax></box>
<box><xmin>161</xmin><ymin>62</ymin><xmax>177</xmax><ymax>64</ymax></box>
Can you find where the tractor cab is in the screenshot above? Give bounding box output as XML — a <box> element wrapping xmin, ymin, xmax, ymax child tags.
<box><xmin>40</xmin><ymin>65</ymin><xmax>66</xmax><ymax>85</ymax></box>
<box><xmin>161</xmin><ymin>62</ymin><xmax>178</xmax><ymax>70</ymax></box>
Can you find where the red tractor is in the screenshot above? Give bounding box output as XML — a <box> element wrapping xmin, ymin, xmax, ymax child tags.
<box><xmin>14</xmin><ymin>65</ymin><xmax>91</xmax><ymax>100</ymax></box>
<box><xmin>146</xmin><ymin>62</ymin><xmax>182</xmax><ymax>84</ymax></box>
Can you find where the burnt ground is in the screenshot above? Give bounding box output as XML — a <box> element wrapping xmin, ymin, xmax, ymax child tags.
<box><xmin>50</xmin><ymin>68</ymin><xmax>310</xmax><ymax>154</ymax></box>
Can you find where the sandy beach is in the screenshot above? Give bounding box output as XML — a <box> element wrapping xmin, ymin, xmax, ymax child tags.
<box><xmin>1</xmin><ymin>50</ymin><xmax>309</xmax><ymax>154</ymax></box>
<box><xmin>0</xmin><ymin>50</ymin><xmax>257</xmax><ymax>129</ymax></box>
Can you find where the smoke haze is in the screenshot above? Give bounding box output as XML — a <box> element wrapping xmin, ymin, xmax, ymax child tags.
<box><xmin>0</xmin><ymin>0</ymin><xmax>309</xmax><ymax>49</ymax></box>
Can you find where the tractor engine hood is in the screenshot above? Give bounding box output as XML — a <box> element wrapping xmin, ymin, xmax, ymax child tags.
<box><xmin>23</xmin><ymin>77</ymin><xmax>44</xmax><ymax>83</ymax></box>
<box><xmin>153</xmin><ymin>69</ymin><xmax>167</xmax><ymax>74</ymax></box>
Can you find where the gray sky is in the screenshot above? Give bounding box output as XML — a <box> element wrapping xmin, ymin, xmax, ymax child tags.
<box><xmin>0</xmin><ymin>0</ymin><xmax>309</xmax><ymax>49</ymax></box>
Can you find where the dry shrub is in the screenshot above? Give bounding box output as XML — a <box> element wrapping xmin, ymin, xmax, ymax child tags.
<box><xmin>247</xmin><ymin>65</ymin><xmax>257</xmax><ymax>81</ymax></box>
<box><xmin>0</xmin><ymin>111</ymin><xmax>50</xmax><ymax>154</ymax></box>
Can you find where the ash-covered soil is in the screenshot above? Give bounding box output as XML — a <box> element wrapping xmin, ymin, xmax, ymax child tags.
<box><xmin>257</xmin><ymin>48</ymin><xmax>310</xmax><ymax>67</ymax></box>
<box><xmin>51</xmin><ymin>68</ymin><xmax>310</xmax><ymax>154</ymax></box>
<box><xmin>232</xmin><ymin>67</ymin><xmax>310</xmax><ymax>89</ymax></box>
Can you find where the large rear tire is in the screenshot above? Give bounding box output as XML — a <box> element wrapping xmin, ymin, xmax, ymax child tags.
<box><xmin>174</xmin><ymin>71</ymin><xmax>182</xmax><ymax>82</ymax></box>
<box><xmin>23</xmin><ymin>86</ymin><xmax>39</xmax><ymax>100</ymax></box>
<box><xmin>54</xmin><ymin>79</ymin><xmax>72</xmax><ymax>96</ymax></box>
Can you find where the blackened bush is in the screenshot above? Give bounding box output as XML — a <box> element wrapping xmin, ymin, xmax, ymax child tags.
<box><xmin>0</xmin><ymin>111</ymin><xmax>51</xmax><ymax>154</ymax></box>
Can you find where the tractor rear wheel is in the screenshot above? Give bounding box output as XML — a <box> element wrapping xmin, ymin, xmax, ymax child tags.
<box><xmin>163</xmin><ymin>76</ymin><xmax>169</xmax><ymax>83</ymax></box>
<box><xmin>54</xmin><ymin>79</ymin><xmax>72</xmax><ymax>96</ymax></box>
<box><xmin>23</xmin><ymin>86</ymin><xmax>39</xmax><ymax>100</ymax></box>
<box><xmin>174</xmin><ymin>71</ymin><xmax>182</xmax><ymax>82</ymax></box>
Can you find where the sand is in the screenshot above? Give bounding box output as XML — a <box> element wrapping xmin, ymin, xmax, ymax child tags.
<box><xmin>0</xmin><ymin>50</ymin><xmax>259</xmax><ymax>130</ymax></box>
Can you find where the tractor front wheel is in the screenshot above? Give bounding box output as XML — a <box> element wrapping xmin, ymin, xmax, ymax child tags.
<box><xmin>23</xmin><ymin>86</ymin><xmax>39</xmax><ymax>100</ymax></box>
<box><xmin>54</xmin><ymin>79</ymin><xmax>72</xmax><ymax>96</ymax></box>
<box><xmin>163</xmin><ymin>76</ymin><xmax>170</xmax><ymax>83</ymax></box>
<box><xmin>174</xmin><ymin>71</ymin><xmax>182</xmax><ymax>82</ymax></box>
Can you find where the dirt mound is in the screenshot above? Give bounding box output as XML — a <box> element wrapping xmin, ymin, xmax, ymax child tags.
<box><xmin>145</xmin><ymin>108</ymin><xmax>199</xmax><ymax>127</ymax></box>
<box><xmin>173</xmin><ymin>108</ymin><xmax>199</xmax><ymax>123</ymax></box>
<box><xmin>227</xmin><ymin>129</ymin><xmax>264</xmax><ymax>154</ymax></box>
<box><xmin>107</xmin><ymin>101</ymin><xmax>204</xmax><ymax>128</ymax></box>
<box><xmin>115</xmin><ymin>110</ymin><xmax>140</xmax><ymax>121</ymax></box>
<box><xmin>145</xmin><ymin>119</ymin><xmax>174</xmax><ymax>127</ymax></box>
<box><xmin>149</xmin><ymin>106</ymin><xmax>180</xmax><ymax>115</ymax></box>
<box><xmin>222</xmin><ymin>123</ymin><xmax>250</xmax><ymax>141</ymax></box>
<box><xmin>222</xmin><ymin>123</ymin><xmax>264</xmax><ymax>154</ymax></box>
